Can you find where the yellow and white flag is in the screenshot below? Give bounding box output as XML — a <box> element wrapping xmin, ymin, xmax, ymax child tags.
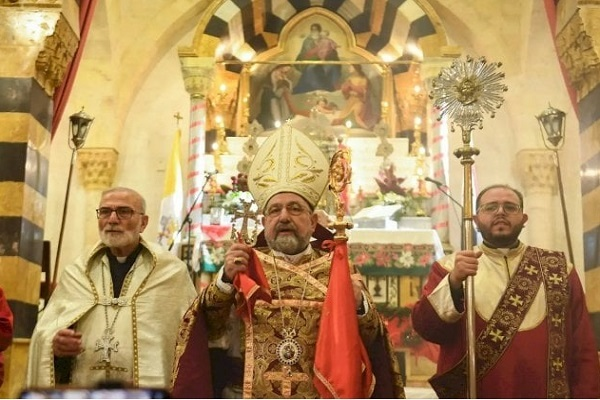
<box><xmin>158</xmin><ymin>128</ymin><xmax>184</xmax><ymax>251</ymax></box>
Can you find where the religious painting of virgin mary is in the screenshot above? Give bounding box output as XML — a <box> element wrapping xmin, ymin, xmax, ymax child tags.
<box><xmin>248</xmin><ymin>13</ymin><xmax>383</xmax><ymax>136</ymax></box>
<box><xmin>292</xmin><ymin>22</ymin><xmax>342</xmax><ymax>94</ymax></box>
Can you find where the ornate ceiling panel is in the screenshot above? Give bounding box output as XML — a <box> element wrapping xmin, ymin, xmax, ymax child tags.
<box><xmin>200</xmin><ymin>0</ymin><xmax>443</xmax><ymax>74</ymax></box>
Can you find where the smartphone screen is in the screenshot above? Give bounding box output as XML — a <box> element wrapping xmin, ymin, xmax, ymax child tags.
<box><xmin>20</xmin><ymin>388</ymin><xmax>169</xmax><ymax>399</ymax></box>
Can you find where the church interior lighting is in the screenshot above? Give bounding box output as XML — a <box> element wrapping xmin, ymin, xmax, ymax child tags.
<box><xmin>52</xmin><ymin>109</ymin><xmax>94</xmax><ymax>290</ymax></box>
<box><xmin>536</xmin><ymin>104</ymin><xmax>574</xmax><ymax>265</ymax></box>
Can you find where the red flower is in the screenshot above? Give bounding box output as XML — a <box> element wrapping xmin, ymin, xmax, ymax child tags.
<box><xmin>374</xmin><ymin>164</ymin><xmax>408</xmax><ymax>196</ymax></box>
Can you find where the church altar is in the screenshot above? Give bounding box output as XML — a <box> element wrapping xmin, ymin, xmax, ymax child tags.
<box><xmin>346</xmin><ymin>227</ymin><xmax>443</xmax><ymax>311</ymax></box>
<box><xmin>348</xmin><ymin>228</ymin><xmax>444</xmax><ymax>273</ymax></box>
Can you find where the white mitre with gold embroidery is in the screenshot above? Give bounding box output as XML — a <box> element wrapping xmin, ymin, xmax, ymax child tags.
<box><xmin>248</xmin><ymin>125</ymin><xmax>329</xmax><ymax>210</ymax></box>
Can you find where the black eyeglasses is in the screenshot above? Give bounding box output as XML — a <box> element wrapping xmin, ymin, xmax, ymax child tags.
<box><xmin>477</xmin><ymin>202</ymin><xmax>522</xmax><ymax>215</ymax></box>
<box><xmin>96</xmin><ymin>207</ymin><xmax>144</xmax><ymax>220</ymax></box>
<box><xmin>265</xmin><ymin>202</ymin><xmax>309</xmax><ymax>218</ymax></box>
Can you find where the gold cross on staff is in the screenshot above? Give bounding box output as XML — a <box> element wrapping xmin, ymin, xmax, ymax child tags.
<box><xmin>264</xmin><ymin>367</ymin><xmax>309</xmax><ymax>397</ymax></box>
<box><xmin>230</xmin><ymin>199</ymin><xmax>258</xmax><ymax>245</ymax></box>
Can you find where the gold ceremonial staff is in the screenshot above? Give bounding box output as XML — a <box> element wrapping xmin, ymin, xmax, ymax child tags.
<box><xmin>328</xmin><ymin>148</ymin><xmax>353</xmax><ymax>240</ymax></box>
<box><xmin>430</xmin><ymin>56</ymin><xmax>507</xmax><ymax>398</ymax></box>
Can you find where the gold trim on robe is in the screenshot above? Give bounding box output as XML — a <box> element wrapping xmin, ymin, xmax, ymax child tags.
<box><xmin>200</xmin><ymin>247</ymin><xmax>404</xmax><ymax>398</ymax></box>
<box><xmin>27</xmin><ymin>239</ymin><xmax>197</xmax><ymax>389</ymax></box>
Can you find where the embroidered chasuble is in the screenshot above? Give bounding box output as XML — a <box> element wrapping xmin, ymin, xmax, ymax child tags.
<box><xmin>27</xmin><ymin>239</ymin><xmax>197</xmax><ymax>388</ymax></box>
<box><xmin>188</xmin><ymin>247</ymin><xmax>404</xmax><ymax>398</ymax></box>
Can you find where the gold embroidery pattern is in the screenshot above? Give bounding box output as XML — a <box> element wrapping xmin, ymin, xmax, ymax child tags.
<box><xmin>244</xmin><ymin>250</ymin><xmax>330</xmax><ymax>398</ymax></box>
<box><xmin>537</xmin><ymin>249</ymin><xmax>568</xmax><ymax>398</ymax></box>
<box><xmin>430</xmin><ymin>246</ymin><xmax>569</xmax><ymax>398</ymax></box>
<box><xmin>202</xmin><ymin>282</ymin><xmax>235</xmax><ymax>341</ymax></box>
<box><xmin>170</xmin><ymin>296</ymin><xmax>201</xmax><ymax>390</ymax></box>
<box><xmin>476</xmin><ymin>247</ymin><xmax>543</xmax><ymax>376</ymax></box>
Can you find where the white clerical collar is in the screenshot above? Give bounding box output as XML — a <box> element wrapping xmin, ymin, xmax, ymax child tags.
<box><xmin>497</xmin><ymin>248</ymin><xmax>510</xmax><ymax>255</ymax></box>
<box><xmin>272</xmin><ymin>245</ymin><xmax>312</xmax><ymax>264</ymax></box>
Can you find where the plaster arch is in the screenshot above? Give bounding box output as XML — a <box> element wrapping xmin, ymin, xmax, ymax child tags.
<box><xmin>83</xmin><ymin>0</ymin><xmax>211</xmax><ymax>130</ymax></box>
<box><xmin>425</xmin><ymin>0</ymin><xmax>536</xmax><ymax>76</ymax></box>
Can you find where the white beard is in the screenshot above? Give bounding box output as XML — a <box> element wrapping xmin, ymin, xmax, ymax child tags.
<box><xmin>100</xmin><ymin>230</ymin><xmax>138</xmax><ymax>249</ymax></box>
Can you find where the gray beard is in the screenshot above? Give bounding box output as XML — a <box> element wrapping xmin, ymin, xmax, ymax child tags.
<box><xmin>100</xmin><ymin>230</ymin><xmax>136</xmax><ymax>249</ymax></box>
<box><xmin>267</xmin><ymin>234</ymin><xmax>309</xmax><ymax>255</ymax></box>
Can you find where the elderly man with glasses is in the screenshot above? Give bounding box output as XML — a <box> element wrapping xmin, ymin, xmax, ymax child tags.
<box><xmin>411</xmin><ymin>184</ymin><xmax>600</xmax><ymax>398</ymax></box>
<box><xmin>27</xmin><ymin>187</ymin><xmax>198</xmax><ymax>391</ymax></box>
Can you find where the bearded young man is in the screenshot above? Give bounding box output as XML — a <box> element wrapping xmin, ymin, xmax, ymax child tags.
<box><xmin>27</xmin><ymin>187</ymin><xmax>197</xmax><ymax>389</ymax></box>
<box><xmin>411</xmin><ymin>184</ymin><xmax>600</xmax><ymax>398</ymax></box>
<box><xmin>171</xmin><ymin>127</ymin><xmax>404</xmax><ymax>398</ymax></box>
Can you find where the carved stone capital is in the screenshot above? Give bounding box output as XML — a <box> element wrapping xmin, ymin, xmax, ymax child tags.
<box><xmin>76</xmin><ymin>148</ymin><xmax>119</xmax><ymax>191</ymax></box>
<box><xmin>516</xmin><ymin>149</ymin><xmax>557</xmax><ymax>194</ymax></box>
<box><xmin>556</xmin><ymin>6</ymin><xmax>600</xmax><ymax>99</ymax></box>
<box><xmin>35</xmin><ymin>13</ymin><xmax>79</xmax><ymax>96</ymax></box>
<box><xmin>179</xmin><ymin>56</ymin><xmax>215</xmax><ymax>98</ymax></box>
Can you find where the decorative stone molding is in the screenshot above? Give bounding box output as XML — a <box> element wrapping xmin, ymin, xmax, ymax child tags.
<box><xmin>179</xmin><ymin>55</ymin><xmax>214</xmax><ymax>98</ymax></box>
<box><xmin>76</xmin><ymin>148</ymin><xmax>119</xmax><ymax>191</ymax></box>
<box><xmin>556</xmin><ymin>6</ymin><xmax>600</xmax><ymax>99</ymax></box>
<box><xmin>35</xmin><ymin>13</ymin><xmax>78</xmax><ymax>97</ymax></box>
<box><xmin>516</xmin><ymin>149</ymin><xmax>557</xmax><ymax>194</ymax></box>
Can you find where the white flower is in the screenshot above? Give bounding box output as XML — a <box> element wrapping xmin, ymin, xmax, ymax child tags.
<box><xmin>399</xmin><ymin>251</ymin><xmax>414</xmax><ymax>268</ymax></box>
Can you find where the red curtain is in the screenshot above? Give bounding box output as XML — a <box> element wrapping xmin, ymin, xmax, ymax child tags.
<box><xmin>51</xmin><ymin>0</ymin><xmax>98</xmax><ymax>138</ymax></box>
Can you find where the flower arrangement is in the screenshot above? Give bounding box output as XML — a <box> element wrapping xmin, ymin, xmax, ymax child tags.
<box><xmin>219</xmin><ymin>174</ymin><xmax>254</xmax><ymax>215</ymax></box>
<box><xmin>350</xmin><ymin>242</ymin><xmax>434</xmax><ymax>271</ymax></box>
<box><xmin>371</xmin><ymin>164</ymin><xmax>428</xmax><ymax>220</ymax></box>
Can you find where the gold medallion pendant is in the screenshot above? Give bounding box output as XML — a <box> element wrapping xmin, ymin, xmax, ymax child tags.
<box><xmin>276</xmin><ymin>328</ymin><xmax>303</xmax><ymax>365</ymax></box>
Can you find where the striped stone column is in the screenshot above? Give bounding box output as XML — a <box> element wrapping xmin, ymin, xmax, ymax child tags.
<box><xmin>179</xmin><ymin>55</ymin><xmax>214</xmax><ymax>235</ymax></box>
<box><xmin>427</xmin><ymin>108</ymin><xmax>452</xmax><ymax>252</ymax></box>
<box><xmin>179</xmin><ymin>54</ymin><xmax>214</xmax><ymax>286</ymax></box>
<box><xmin>422</xmin><ymin>69</ymin><xmax>456</xmax><ymax>253</ymax></box>
<box><xmin>0</xmin><ymin>7</ymin><xmax>78</xmax><ymax>398</ymax></box>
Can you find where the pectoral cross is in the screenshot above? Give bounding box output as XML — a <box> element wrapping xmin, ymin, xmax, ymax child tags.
<box><xmin>264</xmin><ymin>367</ymin><xmax>309</xmax><ymax>397</ymax></box>
<box><xmin>95</xmin><ymin>328</ymin><xmax>119</xmax><ymax>362</ymax></box>
<box><xmin>91</xmin><ymin>328</ymin><xmax>127</xmax><ymax>379</ymax></box>
<box><xmin>231</xmin><ymin>199</ymin><xmax>258</xmax><ymax>245</ymax></box>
